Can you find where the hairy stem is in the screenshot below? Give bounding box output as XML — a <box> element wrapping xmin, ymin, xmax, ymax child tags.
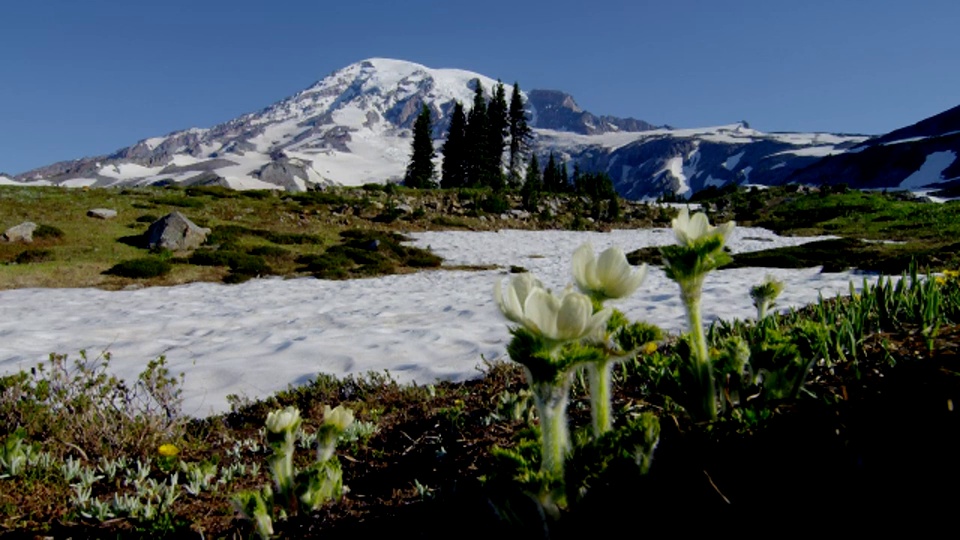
<box><xmin>587</xmin><ymin>360</ymin><xmax>614</xmax><ymax>436</ymax></box>
<box><xmin>683</xmin><ymin>286</ymin><xmax>717</xmax><ymax>421</ymax></box>
<box><xmin>529</xmin><ymin>375</ymin><xmax>574</xmax><ymax>477</ymax></box>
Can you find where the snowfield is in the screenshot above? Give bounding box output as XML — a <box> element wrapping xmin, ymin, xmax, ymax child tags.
<box><xmin>0</xmin><ymin>226</ymin><xmax>887</xmax><ymax>418</ymax></box>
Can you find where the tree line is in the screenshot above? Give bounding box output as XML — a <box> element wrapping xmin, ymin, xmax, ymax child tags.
<box><xmin>403</xmin><ymin>80</ymin><xmax>621</xmax><ymax>221</ymax></box>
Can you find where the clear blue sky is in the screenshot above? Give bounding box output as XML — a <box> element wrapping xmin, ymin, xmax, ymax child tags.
<box><xmin>2</xmin><ymin>0</ymin><xmax>957</xmax><ymax>175</ymax></box>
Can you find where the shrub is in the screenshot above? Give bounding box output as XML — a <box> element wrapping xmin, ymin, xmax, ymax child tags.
<box><xmin>480</xmin><ymin>193</ymin><xmax>510</xmax><ymax>214</ymax></box>
<box><xmin>248</xmin><ymin>245</ymin><xmax>293</xmax><ymax>260</ymax></box>
<box><xmin>33</xmin><ymin>224</ymin><xmax>65</xmax><ymax>240</ymax></box>
<box><xmin>262</xmin><ymin>231</ymin><xmax>322</xmax><ymax>245</ymax></box>
<box><xmin>0</xmin><ymin>352</ymin><xmax>185</xmax><ymax>459</ymax></box>
<box><xmin>150</xmin><ymin>195</ymin><xmax>204</xmax><ymax>209</ymax></box>
<box><xmin>185</xmin><ymin>185</ymin><xmax>236</xmax><ymax>199</ymax></box>
<box><xmin>189</xmin><ymin>249</ymin><xmax>272</xmax><ymax>277</ymax></box>
<box><xmin>14</xmin><ymin>249</ymin><xmax>53</xmax><ymax>264</ymax></box>
<box><xmin>405</xmin><ymin>250</ymin><xmax>442</xmax><ymax>268</ymax></box>
<box><xmin>104</xmin><ymin>257</ymin><xmax>171</xmax><ymax>279</ymax></box>
<box><xmin>240</xmin><ymin>189</ymin><xmax>274</xmax><ymax>200</ymax></box>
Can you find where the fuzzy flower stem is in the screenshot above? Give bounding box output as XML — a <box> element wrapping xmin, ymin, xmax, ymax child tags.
<box><xmin>586</xmin><ymin>359</ymin><xmax>614</xmax><ymax>436</ymax></box>
<box><xmin>529</xmin><ymin>374</ymin><xmax>574</xmax><ymax>477</ymax></box>
<box><xmin>681</xmin><ymin>281</ymin><xmax>717</xmax><ymax>421</ymax></box>
<box><xmin>757</xmin><ymin>300</ymin><xmax>770</xmax><ymax>320</ymax></box>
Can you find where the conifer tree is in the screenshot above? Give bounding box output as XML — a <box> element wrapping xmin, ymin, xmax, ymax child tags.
<box><xmin>520</xmin><ymin>153</ymin><xmax>542</xmax><ymax>210</ymax></box>
<box><xmin>403</xmin><ymin>104</ymin><xmax>436</xmax><ymax>189</ymax></box>
<box><xmin>464</xmin><ymin>82</ymin><xmax>488</xmax><ymax>188</ymax></box>
<box><xmin>508</xmin><ymin>82</ymin><xmax>533</xmax><ymax>187</ymax></box>
<box><xmin>483</xmin><ymin>81</ymin><xmax>508</xmax><ymax>191</ymax></box>
<box><xmin>543</xmin><ymin>152</ymin><xmax>558</xmax><ymax>193</ymax></box>
<box><xmin>441</xmin><ymin>101</ymin><xmax>467</xmax><ymax>189</ymax></box>
<box><xmin>558</xmin><ymin>161</ymin><xmax>569</xmax><ymax>192</ymax></box>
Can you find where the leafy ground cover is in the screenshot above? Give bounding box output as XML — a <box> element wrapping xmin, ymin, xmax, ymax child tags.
<box><xmin>699</xmin><ymin>184</ymin><xmax>960</xmax><ymax>272</ymax></box>
<box><xmin>2</xmin><ymin>185</ymin><xmax>960</xmax><ymax>537</ymax></box>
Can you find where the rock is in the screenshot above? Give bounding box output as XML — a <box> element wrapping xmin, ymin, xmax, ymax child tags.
<box><xmin>394</xmin><ymin>203</ymin><xmax>414</xmax><ymax>214</ymax></box>
<box><xmin>145</xmin><ymin>211</ymin><xmax>210</xmax><ymax>251</ymax></box>
<box><xmin>87</xmin><ymin>208</ymin><xmax>117</xmax><ymax>219</ymax></box>
<box><xmin>2</xmin><ymin>221</ymin><xmax>37</xmax><ymax>243</ymax></box>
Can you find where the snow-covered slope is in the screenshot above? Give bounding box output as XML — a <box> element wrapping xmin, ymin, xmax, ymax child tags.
<box><xmin>535</xmin><ymin>123</ymin><xmax>867</xmax><ymax>199</ymax></box>
<box><xmin>14</xmin><ymin>59</ymin><xmax>511</xmax><ymax>191</ymax></box>
<box><xmin>10</xmin><ymin>58</ymin><xmax>875</xmax><ymax>198</ymax></box>
<box><xmin>785</xmin><ymin>104</ymin><xmax>960</xmax><ymax>191</ymax></box>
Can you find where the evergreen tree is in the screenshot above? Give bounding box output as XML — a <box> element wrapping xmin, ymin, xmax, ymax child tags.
<box><xmin>403</xmin><ymin>104</ymin><xmax>436</xmax><ymax>189</ymax></box>
<box><xmin>572</xmin><ymin>164</ymin><xmax>582</xmax><ymax>193</ymax></box>
<box><xmin>543</xmin><ymin>152</ymin><xmax>559</xmax><ymax>193</ymax></box>
<box><xmin>464</xmin><ymin>82</ymin><xmax>488</xmax><ymax>188</ymax></box>
<box><xmin>441</xmin><ymin>101</ymin><xmax>467</xmax><ymax>189</ymax></box>
<box><xmin>482</xmin><ymin>81</ymin><xmax>508</xmax><ymax>191</ymax></box>
<box><xmin>577</xmin><ymin>171</ymin><xmax>619</xmax><ymax>221</ymax></box>
<box><xmin>508</xmin><ymin>82</ymin><xmax>533</xmax><ymax>187</ymax></box>
<box><xmin>520</xmin><ymin>154</ymin><xmax>542</xmax><ymax>211</ymax></box>
<box><xmin>558</xmin><ymin>162</ymin><xmax>569</xmax><ymax>192</ymax></box>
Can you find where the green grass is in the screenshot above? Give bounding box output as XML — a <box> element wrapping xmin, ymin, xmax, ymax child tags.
<box><xmin>692</xmin><ymin>186</ymin><xmax>960</xmax><ymax>273</ymax></box>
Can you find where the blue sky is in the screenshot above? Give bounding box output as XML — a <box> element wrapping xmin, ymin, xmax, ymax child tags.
<box><xmin>1</xmin><ymin>0</ymin><xmax>957</xmax><ymax>175</ymax></box>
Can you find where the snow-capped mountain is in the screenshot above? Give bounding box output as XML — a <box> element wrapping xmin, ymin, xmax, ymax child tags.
<box><xmin>6</xmin><ymin>58</ymin><xmax>905</xmax><ymax>198</ymax></box>
<box><xmin>534</xmin><ymin>123</ymin><xmax>867</xmax><ymax>199</ymax></box>
<box><xmin>782</xmin><ymin>104</ymin><xmax>960</xmax><ymax>191</ymax></box>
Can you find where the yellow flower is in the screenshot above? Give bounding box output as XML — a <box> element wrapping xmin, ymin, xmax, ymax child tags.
<box><xmin>158</xmin><ymin>444</ymin><xmax>180</xmax><ymax>458</ymax></box>
<box><xmin>642</xmin><ymin>342</ymin><xmax>658</xmax><ymax>355</ymax></box>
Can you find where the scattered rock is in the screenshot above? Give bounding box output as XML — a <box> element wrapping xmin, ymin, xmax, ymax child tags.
<box><xmin>145</xmin><ymin>211</ymin><xmax>210</xmax><ymax>251</ymax></box>
<box><xmin>87</xmin><ymin>208</ymin><xmax>117</xmax><ymax>219</ymax></box>
<box><xmin>2</xmin><ymin>221</ymin><xmax>37</xmax><ymax>243</ymax></box>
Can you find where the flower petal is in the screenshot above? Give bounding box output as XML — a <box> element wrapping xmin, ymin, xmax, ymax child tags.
<box><xmin>555</xmin><ymin>292</ymin><xmax>592</xmax><ymax>341</ymax></box>
<box><xmin>572</xmin><ymin>243</ymin><xmax>597</xmax><ymax>292</ymax></box>
<box><xmin>523</xmin><ymin>288</ymin><xmax>559</xmax><ymax>337</ymax></box>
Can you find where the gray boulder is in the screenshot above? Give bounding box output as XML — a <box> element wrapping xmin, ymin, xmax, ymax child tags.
<box><xmin>145</xmin><ymin>212</ymin><xmax>210</xmax><ymax>251</ymax></box>
<box><xmin>2</xmin><ymin>221</ymin><xmax>37</xmax><ymax>243</ymax></box>
<box><xmin>87</xmin><ymin>208</ymin><xmax>117</xmax><ymax>219</ymax></box>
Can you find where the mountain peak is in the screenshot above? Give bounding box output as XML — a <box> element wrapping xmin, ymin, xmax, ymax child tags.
<box><xmin>21</xmin><ymin>58</ymin><xmax>872</xmax><ymax>197</ymax></box>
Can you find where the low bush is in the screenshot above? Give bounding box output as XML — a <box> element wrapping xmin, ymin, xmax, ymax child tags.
<box><xmin>262</xmin><ymin>231</ymin><xmax>323</xmax><ymax>245</ymax></box>
<box><xmin>248</xmin><ymin>245</ymin><xmax>293</xmax><ymax>260</ymax></box>
<box><xmin>0</xmin><ymin>352</ymin><xmax>185</xmax><ymax>460</ymax></box>
<box><xmin>33</xmin><ymin>224</ymin><xmax>65</xmax><ymax>240</ymax></box>
<box><xmin>480</xmin><ymin>194</ymin><xmax>510</xmax><ymax>214</ymax></box>
<box><xmin>150</xmin><ymin>195</ymin><xmax>205</xmax><ymax>209</ymax></box>
<box><xmin>104</xmin><ymin>257</ymin><xmax>172</xmax><ymax>278</ymax></box>
<box><xmin>14</xmin><ymin>249</ymin><xmax>53</xmax><ymax>264</ymax></box>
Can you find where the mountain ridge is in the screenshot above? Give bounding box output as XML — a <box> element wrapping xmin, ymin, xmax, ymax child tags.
<box><xmin>6</xmin><ymin>58</ymin><xmax>956</xmax><ymax>199</ymax></box>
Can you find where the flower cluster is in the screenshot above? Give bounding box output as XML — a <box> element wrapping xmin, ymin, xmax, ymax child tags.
<box><xmin>494</xmin><ymin>242</ymin><xmax>652</xmax><ymax>477</ymax></box>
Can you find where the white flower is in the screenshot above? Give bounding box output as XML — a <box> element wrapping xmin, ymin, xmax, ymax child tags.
<box><xmin>265</xmin><ymin>406</ymin><xmax>301</xmax><ymax>434</ymax></box>
<box><xmin>322</xmin><ymin>404</ymin><xmax>355</xmax><ymax>431</ymax></box>
<box><xmin>572</xmin><ymin>243</ymin><xmax>647</xmax><ymax>300</ymax></box>
<box><xmin>672</xmin><ymin>207</ymin><xmax>735</xmax><ymax>247</ymax></box>
<box><xmin>494</xmin><ymin>273</ymin><xmax>544</xmax><ymax>324</ymax></box>
<box><xmin>496</xmin><ymin>273</ymin><xmax>611</xmax><ymax>344</ymax></box>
